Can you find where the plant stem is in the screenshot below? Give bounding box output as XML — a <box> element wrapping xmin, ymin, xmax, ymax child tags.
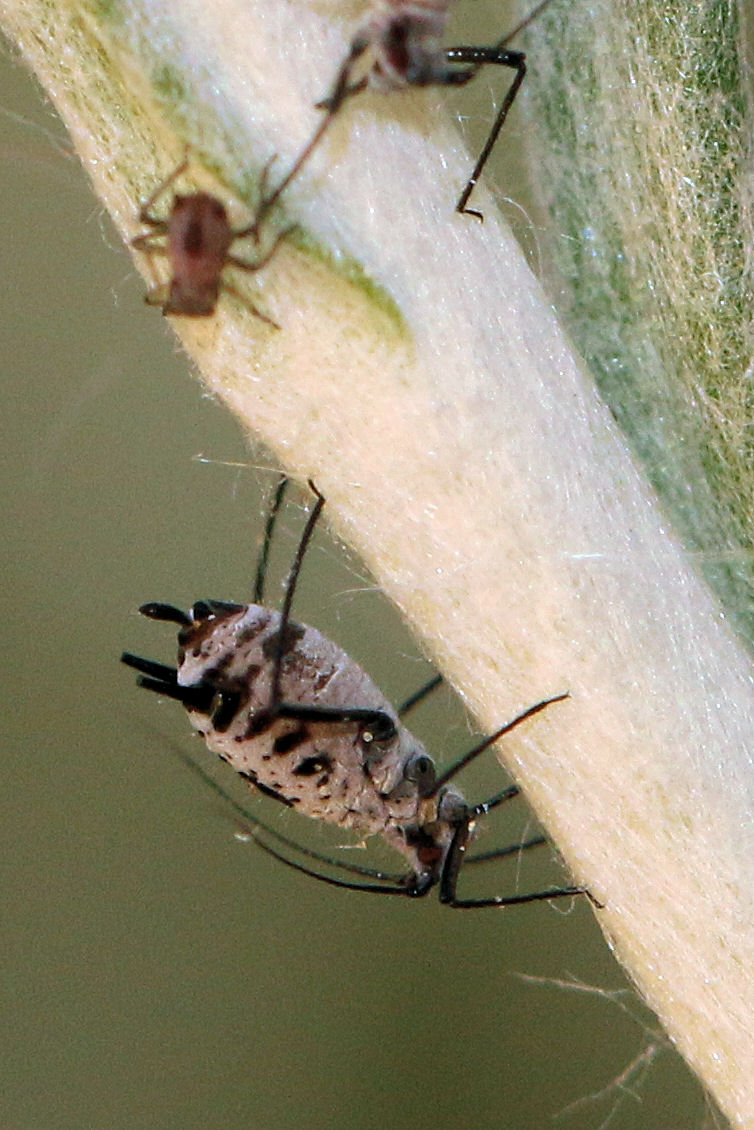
<box><xmin>2</xmin><ymin>0</ymin><xmax>752</xmax><ymax>1123</ymax></box>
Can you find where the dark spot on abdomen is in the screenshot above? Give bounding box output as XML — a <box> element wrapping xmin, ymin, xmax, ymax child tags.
<box><xmin>292</xmin><ymin>753</ymin><xmax>334</xmax><ymax>777</ymax></box>
<box><xmin>274</xmin><ymin>727</ymin><xmax>311</xmax><ymax>755</ymax></box>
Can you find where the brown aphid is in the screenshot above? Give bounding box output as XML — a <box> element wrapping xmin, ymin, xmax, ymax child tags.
<box><xmin>122</xmin><ymin>479</ymin><xmax>597</xmax><ymax>911</ymax></box>
<box><xmin>131</xmin><ymin>156</ymin><xmax>291</xmax><ymax>322</ymax></box>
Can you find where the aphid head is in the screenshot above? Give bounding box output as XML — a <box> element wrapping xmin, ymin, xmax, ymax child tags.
<box><xmin>169</xmin><ymin>600</ymin><xmax>256</xmax><ymax>688</ymax></box>
<box><xmin>137</xmin><ymin>597</ymin><xmax>250</xmax><ymax>695</ymax></box>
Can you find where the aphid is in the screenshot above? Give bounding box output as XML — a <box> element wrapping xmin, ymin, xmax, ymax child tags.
<box><xmin>131</xmin><ymin>155</ymin><xmax>292</xmax><ymax>322</ymax></box>
<box><xmin>122</xmin><ymin>478</ymin><xmax>595</xmax><ymax>910</ymax></box>
<box><xmin>255</xmin><ymin>0</ymin><xmax>557</xmax><ymax>226</ymax></box>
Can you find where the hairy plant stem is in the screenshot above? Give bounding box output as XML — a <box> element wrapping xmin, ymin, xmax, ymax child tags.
<box><xmin>1</xmin><ymin>0</ymin><xmax>752</xmax><ymax>1123</ymax></box>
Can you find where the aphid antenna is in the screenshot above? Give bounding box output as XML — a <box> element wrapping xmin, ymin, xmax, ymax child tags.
<box><xmin>123</xmin><ymin>717</ymin><xmax>407</xmax><ymax>884</ymax></box>
<box><xmin>395</xmin><ymin>672</ymin><xmax>444</xmax><ymax>717</ymax></box>
<box><xmin>250</xmin><ymin>835</ymin><xmax>417</xmax><ymax>896</ymax></box>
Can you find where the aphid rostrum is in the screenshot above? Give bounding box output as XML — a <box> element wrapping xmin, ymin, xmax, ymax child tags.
<box><xmin>122</xmin><ymin>479</ymin><xmax>594</xmax><ymax>910</ymax></box>
<box><xmin>132</xmin><ymin>155</ymin><xmax>292</xmax><ymax>322</ymax></box>
<box><xmin>256</xmin><ymin>0</ymin><xmax>557</xmax><ymax>225</ymax></box>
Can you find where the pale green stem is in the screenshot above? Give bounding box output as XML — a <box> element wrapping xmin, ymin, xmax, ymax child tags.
<box><xmin>1</xmin><ymin>0</ymin><xmax>753</xmax><ymax>1125</ymax></box>
<box><xmin>526</xmin><ymin>0</ymin><xmax>754</xmax><ymax>643</ymax></box>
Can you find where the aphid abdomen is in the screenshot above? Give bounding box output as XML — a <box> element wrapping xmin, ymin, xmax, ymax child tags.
<box><xmin>176</xmin><ymin>602</ymin><xmax>425</xmax><ymax>838</ymax></box>
<box><xmin>164</xmin><ymin>193</ymin><xmax>234</xmax><ymax>316</ymax></box>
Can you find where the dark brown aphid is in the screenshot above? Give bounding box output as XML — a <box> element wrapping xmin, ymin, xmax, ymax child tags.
<box><xmin>122</xmin><ymin>479</ymin><xmax>596</xmax><ymax>910</ymax></box>
<box><xmin>132</xmin><ymin>156</ymin><xmax>292</xmax><ymax>322</ymax></box>
<box><xmin>255</xmin><ymin>0</ymin><xmax>557</xmax><ymax>227</ymax></box>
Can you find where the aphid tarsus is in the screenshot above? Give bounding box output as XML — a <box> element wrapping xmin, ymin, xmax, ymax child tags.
<box><xmin>132</xmin><ymin>156</ymin><xmax>291</xmax><ymax>322</ymax></box>
<box><xmin>122</xmin><ymin>480</ymin><xmax>595</xmax><ymax>910</ymax></box>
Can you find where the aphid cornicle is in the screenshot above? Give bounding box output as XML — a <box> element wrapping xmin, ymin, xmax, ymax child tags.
<box><xmin>131</xmin><ymin>155</ymin><xmax>292</xmax><ymax>322</ymax></box>
<box><xmin>254</xmin><ymin>0</ymin><xmax>557</xmax><ymax>226</ymax></box>
<box><xmin>122</xmin><ymin>479</ymin><xmax>595</xmax><ymax>910</ymax></box>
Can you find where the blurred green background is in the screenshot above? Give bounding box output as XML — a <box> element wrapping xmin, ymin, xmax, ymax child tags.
<box><xmin>1</xmin><ymin>12</ymin><xmax>716</xmax><ymax>1130</ymax></box>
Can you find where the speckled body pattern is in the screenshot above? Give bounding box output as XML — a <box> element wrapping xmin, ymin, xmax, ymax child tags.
<box><xmin>122</xmin><ymin>483</ymin><xmax>587</xmax><ymax>909</ymax></box>
<box><xmin>176</xmin><ymin>601</ymin><xmax>463</xmax><ymax>878</ymax></box>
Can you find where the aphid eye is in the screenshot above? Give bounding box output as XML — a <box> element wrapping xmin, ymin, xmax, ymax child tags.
<box><xmin>403</xmin><ymin>752</ymin><xmax>436</xmax><ymax>795</ymax></box>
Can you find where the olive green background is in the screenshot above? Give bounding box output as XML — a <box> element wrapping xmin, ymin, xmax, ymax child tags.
<box><xmin>1</xmin><ymin>25</ymin><xmax>713</xmax><ymax>1130</ymax></box>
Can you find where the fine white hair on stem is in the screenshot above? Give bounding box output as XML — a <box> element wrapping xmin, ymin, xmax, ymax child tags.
<box><xmin>1</xmin><ymin>0</ymin><xmax>752</xmax><ymax>1125</ymax></box>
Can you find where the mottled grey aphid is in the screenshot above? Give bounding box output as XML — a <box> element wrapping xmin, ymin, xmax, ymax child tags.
<box><xmin>131</xmin><ymin>155</ymin><xmax>292</xmax><ymax>322</ymax></box>
<box><xmin>254</xmin><ymin>0</ymin><xmax>558</xmax><ymax>227</ymax></box>
<box><xmin>122</xmin><ymin>479</ymin><xmax>595</xmax><ymax>910</ymax></box>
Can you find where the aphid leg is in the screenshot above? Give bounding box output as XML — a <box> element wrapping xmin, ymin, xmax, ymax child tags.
<box><xmin>438</xmin><ymin>816</ymin><xmax>591</xmax><ymax>909</ymax></box>
<box><xmin>431</xmin><ymin>692</ymin><xmax>570</xmax><ymax>794</ymax></box>
<box><xmin>272</xmin><ymin>701</ymin><xmax>398</xmax><ymax>743</ymax></box>
<box><xmin>142</xmin><ymin>283</ymin><xmax>171</xmax><ymax>309</ymax></box>
<box><xmin>220</xmin><ymin>281</ymin><xmax>280</xmax><ymax>329</ymax></box>
<box><xmin>471</xmin><ymin>783</ymin><xmax>521</xmax><ymax>814</ymax></box>
<box><xmin>137</xmin><ymin>154</ymin><xmax>190</xmax><ymax>228</ymax></box>
<box><xmin>444</xmin><ymin>0</ymin><xmax>559</xmax><ymax>218</ymax></box>
<box><xmin>228</xmin><ymin>223</ymin><xmax>297</xmax><ymax>264</ymax></box>
<box><xmin>465</xmin><ymin>835</ymin><xmax>547</xmax><ymax>867</ymax></box>
<box><xmin>250</xmin><ymin>834</ymin><xmax>417</xmax><ymax>897</ymax></box>
<box><xmin>253</xmin><ymin>480</ymin><xmax>398</xmax><ymax>742</ymax></box>
<box><xmin>219</xmin><ymin>224</ymin><xmax>298</xmax><ymax>326</ymax></box>
<box><xmin>250</xmin><ymin>39</ymin><xmax>370</xmax><ymax>234</ymax></box>
<box><xmin>269</xmin><ymin>479</ymin><xmax>326</xmax><ymax>709</ymax></box>
<box><xmin>396</xmin><ymin>673</ymin><xmax>444</xmax><ymax>717</ymax></box>
<box><xmin>129</xmin><ymin>231</ymin><xmax>170</xmax><ymax>305</ymax></box>
<box><xmin>130</xmin><ymin>230</ymin><xmax>168</xmax><ymax>252</ymax></box>
<box><xmin>253</xmin><ymin>474</ymin><xmax>289</xmax><ymax>605</ymax></box>
<box><xmin>452</xmin><ymin>785</ymin><xmax>549</xmax><ymax>867</ymax></box>
<box><xmin>441</xmin><ymin>45</ymin><xmax>526</xmax><ymax>218</ymax></box>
